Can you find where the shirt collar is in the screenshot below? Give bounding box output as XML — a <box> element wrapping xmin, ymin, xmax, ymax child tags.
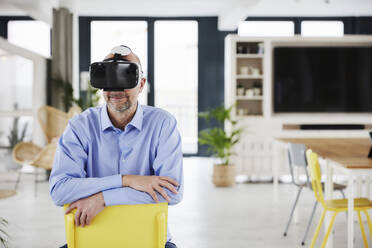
<box><xmin>101</xmin><ymin>103</ymin><xmax>143</xmax><ymax>132</ymax></box>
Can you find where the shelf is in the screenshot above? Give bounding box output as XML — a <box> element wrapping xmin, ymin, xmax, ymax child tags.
<box><xmin>236</xmin><ymin>74</ymin><xmax>263</xmax><ymax>79</ymax></box>
<box><xmin>237</xmin><ymin>96</ymin><xmax>263</xmax><ymax>100</ymax></box>
<box><xmin>236</xmin><ymin>54</ymin><xmax>264</xmax><ymax>58</ymax></box>
<box><xmin>235</xmin><ymin>114</ymin><xmax>264</xmax><ymax>119</ymax></box>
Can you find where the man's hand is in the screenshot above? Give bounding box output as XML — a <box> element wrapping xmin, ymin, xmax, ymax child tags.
<box><xmin>122</xmin><ymin>175</ymin><xmax>179</xmax><ymax>203</ymax></box>
<box><xmin>65</xmin><ymin>192</ymin><xmax>105</xmax><ymax>227</ymax></box>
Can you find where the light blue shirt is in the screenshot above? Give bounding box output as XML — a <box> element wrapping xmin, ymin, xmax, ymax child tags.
<box><xmin>49</xmin><ymin>103</ymin><xmax>184</xmax><ymax>241</ymax></box>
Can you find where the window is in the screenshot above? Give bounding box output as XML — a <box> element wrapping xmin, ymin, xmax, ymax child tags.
<box><xmin>7</xmin><ymin>20</ymin><xmax>51</xmax><ymax>57</ymax></box>
<box><xmin>0</xmin><ymin>49</ymin><xmax>33</xmax><ymax>146</ymax></box>
<box><xmin>91</xmin><ymin>21</ymin><xmax>148</xmax><ymax>105</ymax></box>
<box><xmin>238</xmin><ymin>21</ymin><xmax>294</xmax><ymax>37</ymax></box>
<box><xmin>301</xmin><ymin>21</ymin><xmax>344</xmax><ymax>37</ymax></box>
<box><xmin>155</xmin><ymin>21</ymin><xmax>198</xmax><ymax>154</ymax></box>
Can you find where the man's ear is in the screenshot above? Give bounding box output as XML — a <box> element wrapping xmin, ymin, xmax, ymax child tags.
<box><xmin>139</xmin><ymin>77</ymin><xmax>146</xmax><ymax>93</ymax></box>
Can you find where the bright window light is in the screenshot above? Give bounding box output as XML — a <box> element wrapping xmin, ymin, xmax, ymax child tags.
<box><xmin>238</xmin><ymin>21</ymin><xmax>294</xmax><ymax>37</ymax></box>
<box><xmin>301</xmin><ymin>21</ymin><xmax>344</xmax><ymax>37</ymax></box>
<box><xmin>7</xmin><ymin>21</ymin><xmax>51</xmax><ymax>57</ymax></box>
<box><xmin>155</xmin><ymin>21</ymin><xmax>198</xmax><ymax>154</ymax></box>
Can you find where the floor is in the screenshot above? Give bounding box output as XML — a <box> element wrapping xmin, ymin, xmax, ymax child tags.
<box><xmin>0</xmin><ymin>157</ymin><xmax>370</xmax><ymax>248</ymax></box>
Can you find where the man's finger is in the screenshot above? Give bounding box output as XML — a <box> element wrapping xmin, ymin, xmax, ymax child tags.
<box><xmin>148</xmin><ymin>189</ymin><xmax>159</xmax><ymax>203</ymax></box>
<box><xmin>75</xmin><ymin>208</ymin><xmax>82</xmax><ymax>226</ymax></box>
<box><xmin>154</xmin><ymin>185</ymin><xmax>170</xmax><ymax>202</ymax></box>
<box><xmin>86</xmin><ymin>213</ymin><xmax>93</xmax><ymax>226</ymax></box>
<box><xmin>80</xmin><ymin>211</ymin><xmax>87</xmax><ymax>227</ymax></box>
<box><xmin>65</xmin><ymin>203</ymin><xmax>77</xmax><ymax>214</ymax></box>
<box><xmin>159</xmin><ymin>176</ymin><xmax>179</xmax><ymax>187</ymax></box>
<box><xmin>159</xmin><ymin>181</ymin><xmax>178</xmax><ymax>194</ymax></box>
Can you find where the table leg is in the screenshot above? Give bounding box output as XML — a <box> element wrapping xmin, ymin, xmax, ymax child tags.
<box><xmin>325</xmin><ymin>160</ymin><xmax>334</xmax><ymax>248</ymax></box>
<box><xmin>273</xmin><ymin>141</ymin><xmax>280</xmax><ymax>202</ymax></box>
<box><xmin>348</xmin><ymin>175</ymin><xmax>355</xmax><ymax>248</ymax></box>
<box><xmin>366</xmin><ymin>176</ymin><xmax>371</xmax><ymax>199</ymax></box>
<box><xmin>356</xmin><ymin>176</ymin><xmax>362</xmax><ymax>197</ymax></box>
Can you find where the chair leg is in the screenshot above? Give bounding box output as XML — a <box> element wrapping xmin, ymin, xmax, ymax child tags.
<box><xmin>362</xmin><ymin>209</ymin><xmax>372</xmax><ymax>239</ymax></box>
<box><xmin>14</xmin><ymin>170</ymin><xmax>22</xmax><ymax>190</ymax></box>
<box><xmin>301</xmin><ymin>201</ymin><xmax>318</xmax><ymax>246</ymax></box>
<box><xmin>339</xmin><ymin>190</ymin><xmax>348</xmax><ymax>220</ymax></box>
<box><xmin>340</xmin><ymin>189</ymin><xmax>346</xmax><ymax>198</ymax></box>
<box><xmin>283</xmin><ymin>186</ymin><xmax>303</xmax><ymax>236</ymax></box>
<box><xmin>320</xmin><ymin>211</ymin><xmax>338</xmax><ymax>248</ymax></box>
<box><xmin>357</xmin><ymin>210</ymin><xmax>369</xmax><ymax>248</ymax></box>
<box><xmin>310</xmin><ymin>208</ymin><xmax>327</xmax><ymax>248</ymax></box>
<box><xmin>34</xmin><ymin>168</ymin><xmax>38</xmax><ymax>197</ymax></box>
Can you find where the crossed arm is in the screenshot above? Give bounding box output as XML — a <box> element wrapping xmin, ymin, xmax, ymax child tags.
<box><xmin>49</xmin><ymin>117</ymin><xmax>183</xmax><ymax>227</ymax></box>
<box><xmin>64</xmin><ymin>175</ymin><xmax>179</xmax><ymax>227</ymax></box>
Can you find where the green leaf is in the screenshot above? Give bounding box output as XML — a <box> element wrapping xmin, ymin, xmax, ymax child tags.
<box><xmin>198</xmin><ymin>103</ymin><xmax>243</xmax><ymax>164</ymax></box>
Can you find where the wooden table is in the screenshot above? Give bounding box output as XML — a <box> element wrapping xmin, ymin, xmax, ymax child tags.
<box><xmin>275</xmin><ymin>138</ymin><xmax>372</xmax><ymax>248</ymax></box>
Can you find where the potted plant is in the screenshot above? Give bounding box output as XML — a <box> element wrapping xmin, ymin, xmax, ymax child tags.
<box><xmin>198</xmin><ymin>104</ymin><xmax>243</xmax><ymax>187</ymax></box>
<box><xmin>53</xmin><ymin>74</ymin><xmax>100</xmax><ymax>112</ymax></box>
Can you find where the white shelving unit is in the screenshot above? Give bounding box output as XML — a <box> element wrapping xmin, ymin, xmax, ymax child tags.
<box><xmin>225</xmin><ymin>37</ymin><xmax>265</xmax><ymax>118</ymax></box>
<box><xmin>224</xmin><ymin>34</ymin><xmax>372</xmax><ymax>180</ymax></box>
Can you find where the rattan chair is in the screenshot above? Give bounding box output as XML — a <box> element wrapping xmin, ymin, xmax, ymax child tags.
<box><xmin>12</xmin><ymin>142</ymin><xmax>57</xmax><ymax>196</ymax></box>
<box><xmin>38</xmin><ymin>105</ymin><xmax>81</xmax><ymax>144</ymax></box>
<box><xmin>12</xmin><ymin>105</ymin><xmax>81</xmax><ymax>196</ymax></box>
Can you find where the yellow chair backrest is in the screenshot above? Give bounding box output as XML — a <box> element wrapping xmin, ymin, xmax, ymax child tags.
<box><xmin>64</xmin><ymin>203</ymin><xmax>168</xmax><ymax>248</ymax></box>
<box><xmin>306</xmin><ymin>149</ymin><xmax>326</xmax><ymax>208</ymax></box>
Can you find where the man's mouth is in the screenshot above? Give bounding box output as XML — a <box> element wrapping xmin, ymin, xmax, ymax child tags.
<box><xmin>109</xmin><ymin>94</ymin><xmax>127</xmax><ymax>100</ymax></box>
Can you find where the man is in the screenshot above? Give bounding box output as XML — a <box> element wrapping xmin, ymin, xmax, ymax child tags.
<box><xmin>49</xmin><ymin>46</ymin><xmax>183</xmax><ymax>248</ymax></box>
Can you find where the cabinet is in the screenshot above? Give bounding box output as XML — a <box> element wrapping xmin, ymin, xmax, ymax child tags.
<box><xmin>225</xmin><ymin>37</ymin><xmax>265</xmax><ymax>117</ymax></box>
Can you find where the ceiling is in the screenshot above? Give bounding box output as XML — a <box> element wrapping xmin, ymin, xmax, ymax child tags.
<box><xmin>0</xmin><ymin>0</ymin><xmax>372</xmax><ymax>30</ymax></box>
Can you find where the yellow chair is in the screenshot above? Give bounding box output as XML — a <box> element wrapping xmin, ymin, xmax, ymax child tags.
<box><xmin>64</xmin><ymin>203</ymin><xmax>168</xmax><ymax>248</ymax></box>
<box><xmin>306</xmin><ymin>149</ymin><xmax>372</xmax><ymax>248</ymax></box>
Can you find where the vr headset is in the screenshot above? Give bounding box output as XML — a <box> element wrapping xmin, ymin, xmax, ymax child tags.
<box><xmin>89</xmin><ymin>45</ymin><xmax>142</xmax><ymax>91</ymax></box>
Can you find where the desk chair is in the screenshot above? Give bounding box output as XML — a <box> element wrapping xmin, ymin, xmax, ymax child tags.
<box><xmin>64</xmin><ymin>202</ymin><xmax>168</xmax><ymax>248</ymax></box>
<box><xmin>306</xmin><ymin>149</ymin><xmax>372</xmax><ymax>248</ymax></box>
<box><xmin>283</xmin><ymin>143</ymin><xmax>346</xmax><ymax>246</ymax></box>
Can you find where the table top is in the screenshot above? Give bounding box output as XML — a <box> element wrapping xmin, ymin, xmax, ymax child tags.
<box><xmin>277</xmin><ymin>138</ymin><xmax>372</xmax><ymax>169</ymax></box>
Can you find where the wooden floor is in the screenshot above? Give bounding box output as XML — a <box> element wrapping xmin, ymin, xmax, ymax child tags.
<box><xmin>0</xmin><ymin>157</ymin><xmax>370</xmax><ymax>248</ymax></box>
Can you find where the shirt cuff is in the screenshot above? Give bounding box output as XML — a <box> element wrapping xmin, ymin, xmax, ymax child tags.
<box><xmin>99</xmin><ymin>174</ymin><xmax>122</xmax><ymax>192</ymax></box>
<box><xmin>102</xmin><ymin>187</ymin><xmax>125</xmax><ymax>206</ymax></box>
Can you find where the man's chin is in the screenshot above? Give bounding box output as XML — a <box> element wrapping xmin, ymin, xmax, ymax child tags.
<box><xmin>108</xmin><ymin>102</ymin><xmax>131</xmax><ymax>112</ymax></box>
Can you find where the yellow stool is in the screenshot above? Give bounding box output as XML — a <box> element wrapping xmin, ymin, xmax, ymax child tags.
<box><xmin>306</xmin><ymin>149</ymin><xmax>372</xmax><ymax>248</ymax></box>
<box><xmin>64</xmin><ymin>203</ymin><xmax>168</xmax><ymax>248</ymax></box>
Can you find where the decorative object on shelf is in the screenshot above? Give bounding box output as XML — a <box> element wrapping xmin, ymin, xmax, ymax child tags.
<box><xmin>239</xmin><ymin>66</ymin><xmax>249</xmax><ymax>75</ymax></box>
<box><xmin>253</xmin><ymin>88</ymin><xmax>262</xmax><ymax>96</ymax></box>
<box><xmin>250</xmin><ymin>66</ymin><xmax>260</xmax><ymax>76</ymax></box>
<box><xmin>245</xmin><ymin>89</ymin><xmax>254</xmax><ymax>97</ymax></box>
<box><xmin>237</xmin><ymin>45</ymin><xmax>244</xmax><ymax>54</ymax></box>
<box><xmin>198</xmin><ymin>105</ymin><xmax>243</xmax><ymax>187</ymax></box>
<box><xmin>237</xmin><ymin>108</ymin><xmax>245</xmax><ymax>116</ymax></box>
<box><xmin>257</xmin><ymin>43</ymin><xmax>264</xmax><ymax>54</ymax></box>
<box><xmin>237</xmin><ymin>84</ymin><xmax>245</xmax><ymax>96</ymax></box>
<box><xmin>253</xmin><ymin>81</ymin><xmax>262</xmax><ymax>96</ymax></box>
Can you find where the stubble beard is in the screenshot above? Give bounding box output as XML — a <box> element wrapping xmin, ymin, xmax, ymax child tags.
<box><xmin>107</xmin><ymin>100</ymin><xmax>132</xmax><ymax>113</ymax></box>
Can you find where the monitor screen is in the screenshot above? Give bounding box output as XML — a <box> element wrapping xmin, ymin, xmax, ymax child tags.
<box><xmin>274</xmin><ymin>47</ymin><xmax>372</xmax><ymax>113</ymax></box>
